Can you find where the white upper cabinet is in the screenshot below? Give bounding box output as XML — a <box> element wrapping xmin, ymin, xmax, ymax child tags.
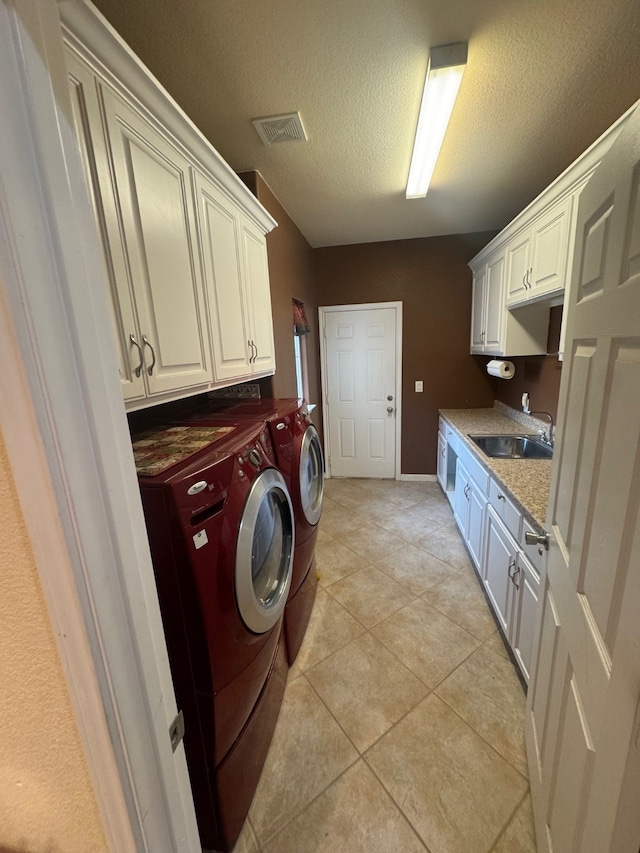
<box><xmin>194</xmin><ymin>172</ymin><xmax>276</xmax><ymax>381</ymax></box>
<box><xmin>101</xmin><ymin>88</ymin><xmax>213</xmax><ymax>397</ymax></box>
<box><xmin>62</xmin><ymin>5</ymin><xmax>277</xmax><ymax>409</ymax></box>
<box><xmin>470</xmin><ymin>248</ymin><xmax>549</xmax><ymax>356</ymax></box>
<box><xmin>67</xmin><ymin>51</ymin><xmax>211</xmax><ymax>401</ymax></box>
<box><xmin>66</xmin><ymin>51</ymin><xmax>146</xmax><ymax>403</ymax></box>
<box><xmin>470</xmin><ymin>264</ymin><xmax>487</xmax><ymax>350</ymax></box>
<box><xmin>506</xmin><ymin>194</ymin><xmax>574</xmax><ymax>308</ymax></box>
<box><xmin>505</xmin><ymin>230</ymin><xmax>532</xmax><ymax>305</ymax></box>
<box><xmin>469</xmin><ymin>105</ymin><xmax>634</xmax><ymax>358</ymax></box>
<box><xmin>240</xmin><ymin>218</ymin><xmax>276</xmax><ymax>374</ymax></box>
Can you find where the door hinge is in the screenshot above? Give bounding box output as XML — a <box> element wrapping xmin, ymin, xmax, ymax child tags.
<box><xmin>169</xmin><ymin>710</ymin><xmax>185</xmax><ymax>752</ymax></box>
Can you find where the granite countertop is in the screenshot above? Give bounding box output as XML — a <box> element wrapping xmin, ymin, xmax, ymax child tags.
<box><xmin>439</xmin><ymin>405</ymin><xmax>552</xmax><ymax>532</ymax></box>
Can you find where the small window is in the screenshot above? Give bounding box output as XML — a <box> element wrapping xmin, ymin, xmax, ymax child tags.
<box><xmin>292</xmin><ymin>299</ymin><xmax>311</xmax><ymax>403</ymax></box>
<box><xmin>293</xmin><ymin>333</ymin><xmax>310</xmax><ymax>402</ymax></box>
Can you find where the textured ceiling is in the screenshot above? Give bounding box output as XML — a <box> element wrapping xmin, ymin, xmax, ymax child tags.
<box><xmin>90</xmin><ymin>0</ymin><xmax>640</xmax><ymax>247</ymax></box>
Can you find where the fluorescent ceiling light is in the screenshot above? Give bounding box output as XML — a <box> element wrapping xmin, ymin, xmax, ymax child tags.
<box><xmin>406</xmin><ymin>42</ymin><xmax>468</xmax><ymax>199</ymax></box>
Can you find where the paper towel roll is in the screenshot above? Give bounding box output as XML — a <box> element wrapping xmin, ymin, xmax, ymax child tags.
<box><xmin>486</xmin><ymin>359</ymin><xmax>515</xmax><ymax>379</ymax></box>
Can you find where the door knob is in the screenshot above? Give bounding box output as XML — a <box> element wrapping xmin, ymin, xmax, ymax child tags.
<box><xmin>525</xmin><ymin>531</ymin><xmax>549</xmax><ymax>550</ymax></box>
<box><xmin>387</xmin><ymin>406</ymin><xmax>394</xmax><ymax>413</ymax></box>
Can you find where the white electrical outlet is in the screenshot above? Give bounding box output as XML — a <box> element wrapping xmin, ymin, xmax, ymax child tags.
<box><xmin>415</xmin><ymin>380</ymin><xmax>424</xmax><ymax>392</ymax></box>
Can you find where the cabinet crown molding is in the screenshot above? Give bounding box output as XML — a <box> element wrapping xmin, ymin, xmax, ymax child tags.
<box><xmin>60</xmin><ymin>0</ymin><xmax>277</xmax><ymax>236</ymax></box>
<box><xmin>470</xmin><ymin>101</ymin><xmax>637</xmax><ymax>270</ymax></box>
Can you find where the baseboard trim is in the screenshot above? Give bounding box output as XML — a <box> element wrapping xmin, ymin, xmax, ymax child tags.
<box><xmin>399</xmin><ymin>474</ymin><xmax>438</xmax><ymax>482</ymax></box>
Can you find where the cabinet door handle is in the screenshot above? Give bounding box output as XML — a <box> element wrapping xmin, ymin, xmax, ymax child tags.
<box><xmin>527</xmin><ymin>268</ymin><xmax>533</xmax><ymax>288</ymax></box>
<box><xmin>497</xmin><ymin>493</ymin><xmax>505</xmax><ymax>500</ymax></box>
<box><xmin>142</xmin><ymin>335</ymin><xmax>156</xmax><ymax>376</ymax></box>
<box><xmin>129</xmin><ymin>333</ymin><xmax>144</xmax><ymax>378</ymax></box>
<box><xmin>252</xmin><ymin>341</ymin><xmax>258</xmax><ymax>362</ymax></box>
<box><xmin>464</xmin><ymin>483</ymin><xmax>470</xmax><ymax>499</ymax></box>
<box><xmin>508</xmin><ymin>558</ymin><xmax>520</xmax><ymax>588</ymax></box>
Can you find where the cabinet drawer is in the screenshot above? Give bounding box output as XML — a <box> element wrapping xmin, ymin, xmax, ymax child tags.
<box><xmin>489</xmin><ymin>478</ymin><xmax>522</xmax><ymax>539</ymax></box>
<box><xmin>520</xmin><ymin>517</ymin><xmax>546</xmax><ymax>576</ymax></box>
<box><xmin>457</xmin><ymin>442</ymin><xmax>489</xmax><ymax>495</ymax></box>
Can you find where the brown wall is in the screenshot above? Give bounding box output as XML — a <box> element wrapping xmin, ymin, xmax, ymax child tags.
<box><xmin>240</xmin><ymin>172</ymin><xmax>323</xmax><ymax>440</ymax></box>
<box><xmin>313</xmin><ymin>234</ymin><xmax>499</xmax><ymax>474</ymax></box>
<box><xmin>493</xmin><ymin>305</ymin><xmax>563</xmax><ymax>422</ymax></box>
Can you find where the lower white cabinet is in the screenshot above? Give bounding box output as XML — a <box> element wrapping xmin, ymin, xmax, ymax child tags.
<box><xmin>444</xmin><ymin>421</ymin><xmax>543</xmax><ymax>684</ymax></box>
<box><xmin>510</xmin><ymin>554</ymin><xmax>540</xmax><ymax>682</ymax></box>
<box><xmin>466</xmin><ymin>479</ymin><xmax>486</xmax><ymax>575</ymax></box>
<box><xmin>482</xmin><ymin>499</ymin><xmax>541</xmax><ymax>685</ymax></box>
<box><xmin>437</xmin><ymin>431</ymin><xmax>447</xmax><ymax>491</ymax></box>
<box><xmin>453</xmin><ymin>456</ymin><xmax>487</xmax><ymax>572</ymax></box>
<box><xmin>483</xmin><ymin>506</ymin><xmax>518</xmax><ymax>635</ymax></box>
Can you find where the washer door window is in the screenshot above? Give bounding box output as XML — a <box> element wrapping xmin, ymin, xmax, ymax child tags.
<box><xmin>236</xmin><ymin>468</ymin><xmax>294</xmax><ymax>634</ymax></box>
<box><xmin>299</xmin><ymin>424</ymin><xmax>324</xmax><ymax>526</ymax></box>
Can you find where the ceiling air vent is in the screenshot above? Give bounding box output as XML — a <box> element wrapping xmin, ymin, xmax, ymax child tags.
<box><xmin>252</xmin><ymin>112</ymin><xmax>307</xmax><ymax>146</ymax></box>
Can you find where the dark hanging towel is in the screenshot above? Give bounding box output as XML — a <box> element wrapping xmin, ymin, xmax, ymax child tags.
<box><xmin>293</xmin><ymin>298</ymin><xmax>311</xmax><ymax>335</ymax></box>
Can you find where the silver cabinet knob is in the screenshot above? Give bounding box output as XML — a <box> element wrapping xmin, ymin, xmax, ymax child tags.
<box><xmin>387</xmin><ymin>395</ymin><xmax>393</xmax><ymax>401</ymax></box>
<box><xmin>387</xmin><ymin>406</ymin><xmax>394</xmax><ymax>413</ymax></box>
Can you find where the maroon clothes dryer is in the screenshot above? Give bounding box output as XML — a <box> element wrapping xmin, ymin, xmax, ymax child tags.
<box><xmin>133</xmin><ymin>421</ymin><xmax>294</xmax><ymax>851</ymax></box>
<box><xmin>179</xmin><ymin>399</ymin><xmax>324</xmax><ymax>664</ymax></box>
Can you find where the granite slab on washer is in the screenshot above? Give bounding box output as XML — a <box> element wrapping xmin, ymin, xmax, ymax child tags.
<box><xmin>439</xmin><ymin>406</ymin><xmax>552</xmax><ymax>533</ymax></box>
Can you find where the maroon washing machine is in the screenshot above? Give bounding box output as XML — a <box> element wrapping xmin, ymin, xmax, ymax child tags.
<box><xmin>179</xmin><ymin>399</ymin><xmax>324</xmax><ymax>664</ymax></box>
<box><xmin>132</xmin><ymin>421</ymin><xmax>294</xmax><ymax>851</ymax></box>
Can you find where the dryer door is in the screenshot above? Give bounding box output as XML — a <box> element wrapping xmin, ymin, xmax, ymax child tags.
<box><xmin>299</xmin><ymin>424</ymin><xmax>324</xmax><ymax>526</ymax></box>
<box><xmin>235</xmin><ymin>468</ymin><xmax>294</xmax><ymax>634</ymax></box>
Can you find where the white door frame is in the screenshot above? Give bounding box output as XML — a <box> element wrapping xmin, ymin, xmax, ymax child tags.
<box><xmin>0</xmin><ymin>1</ymin><xmax>200</xmax><ymax>850</ymax></box>
<box><xmin>319</xmin><ymin>301</ymin><xmax>403</xmax><ymax>480</ymax></box>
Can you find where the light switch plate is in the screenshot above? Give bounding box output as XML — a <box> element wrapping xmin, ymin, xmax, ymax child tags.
<box><xmin>415</xmin><ymin>380</ymin><xmax>424</xmax><ymax>392</ymax></box>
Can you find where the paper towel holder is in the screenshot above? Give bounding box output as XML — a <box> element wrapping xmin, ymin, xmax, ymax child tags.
<box><xmin>486</xmin><ymin>359</ymin><xmax>515</xmax><ymax>379</ymax></box>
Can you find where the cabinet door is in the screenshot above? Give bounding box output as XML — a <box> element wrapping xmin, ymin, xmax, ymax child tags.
<box><xmin>453</xmin><ymin>458</ymin><xmax>469</xmax><ymax>534</ymax></box>
<box><xmin>437</xmin><ymin>432</ymin><xmax>447</xmax><ymax>491</ymax></box>
<box><xmin>511</xmin><ymin>554</ymin><xmax>540</xmax><ymax>684</ymax></box>
<box><xmin>505</xmin><ymin>230</ymin><xmax>532</xmax><ymax>305</ymax></box>
<box><xmin>466</xmin><ymin>477</ymin><xmax>486</xmax><ymax>570</ymax></box>
<box><xmin>193</xmin><ymin>171</ymin><xmax>252</xmax><ymax>382</ymax></box>
<box><xmin>240</xmin><ymin>219</ymin><xmax>276</xmax><ymax>374</ymax></box>
<box><xmin>483</xmin><ymin>507</ymin><xmax>516</xmax><ymax>635</ymax></box>
<box><xmin>470</xmin><ymin>265</ymin><xmax>486</xmax><ymax>352</ymax></box>
<box><xmin>529</xmin><ymin>194</ymin><xmax>572</xmax><ymax>299</ymax></box>
<box><xmin>101</xmin><ymin>88</ymin><xmax>212</xmax><ymax>396</ymax></box>
<box><xmin>66</xmin><ymin>51</ymin><xmax>147</xmax><ymax>402</ymax></box>
<box><xmin>484</xmin><ymin>252</ymin><xmax>505</xmax><ymax>351</ymax></box>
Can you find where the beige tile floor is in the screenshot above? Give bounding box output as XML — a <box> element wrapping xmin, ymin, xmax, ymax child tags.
<box><xmin>233</xmin><ymin>478</ymin><xmax>538</xmax><ymax>853</ymax></box>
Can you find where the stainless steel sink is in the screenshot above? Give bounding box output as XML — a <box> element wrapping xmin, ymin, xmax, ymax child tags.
<box><xmin>468</xmin><ymin>434</ymin><xmax>553</xmax><ymax>459</ymax></box>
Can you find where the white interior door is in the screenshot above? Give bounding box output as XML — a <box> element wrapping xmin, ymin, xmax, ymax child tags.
<box><xmin>525</xmin><ymin>104</ymin><xmax>640</xmax><ymax>853</ymax></box>
<box><xmin>322</xmin><ymin>304</ymin><xmax>400</xmax><ymax>478</ymax></box>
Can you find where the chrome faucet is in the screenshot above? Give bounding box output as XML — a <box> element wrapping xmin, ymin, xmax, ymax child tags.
<box><xmin>530</xmin><ymin>411</ymin><xmax>554</xmax><ymax>447</ymax></box>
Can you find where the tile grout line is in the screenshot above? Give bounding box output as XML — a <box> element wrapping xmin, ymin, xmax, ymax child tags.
<box><xmin>302</xmin><ymin>634</ymin><xmax>434</xmax><ymax>759</ymax></box>
<box><xmin>253</xmin><ymin>674</ymin><xmax>363</xmax><ymax>849</ymax></box>
<box><xmin>485</xmin><ymin>786</ymin><xmax>532</xmax><ymax>853</ymax></box>
<box><xmin>432</xmin><ymin>681</ymin><xmax>530</xmax><ymax>782</ymax></box>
